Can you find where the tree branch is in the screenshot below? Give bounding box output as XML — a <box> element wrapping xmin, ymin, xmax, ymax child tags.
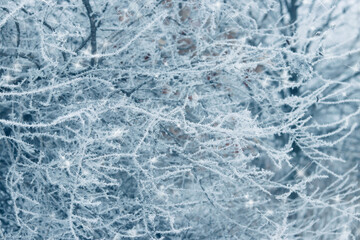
<box><xmin>82</xmin><ymin>0</ymin><xmax>97</xmax><ymax>67</ymax></box>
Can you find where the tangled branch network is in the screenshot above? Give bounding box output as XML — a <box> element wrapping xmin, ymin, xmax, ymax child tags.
<box><xmin>0</xmin><ymin>0</ymin><xmax>359</xmax><ymax>239</ymax></box>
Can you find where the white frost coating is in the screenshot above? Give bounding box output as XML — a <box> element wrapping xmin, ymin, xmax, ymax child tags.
<box><xmin>0</xmin><ymin>0</ymin><xmax>359</xmax><ymax>239</ymax></box>
<box><xmin>64</xmin><ymin>160</ymin><xmax>71</xmax><ymax>168</ymax></box>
